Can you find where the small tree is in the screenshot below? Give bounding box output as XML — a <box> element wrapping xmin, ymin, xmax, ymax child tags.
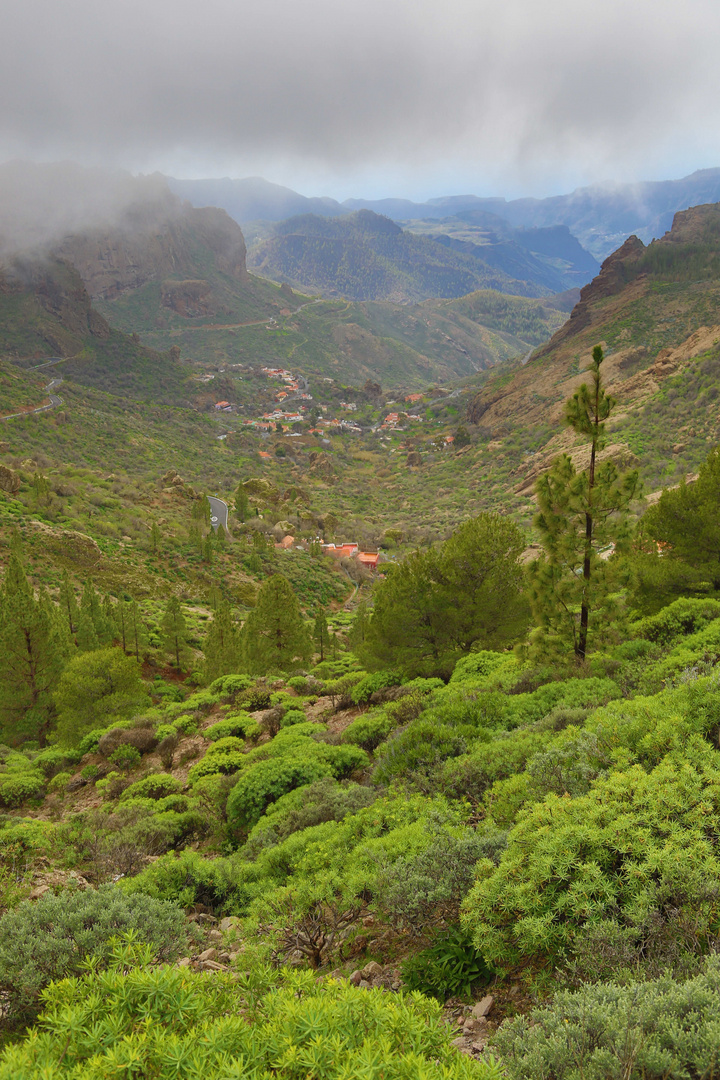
<box><xmin>54</xmin><ymin>648</ymin><xmax>150</xmax><ymax>746</ymax></box>
<box><xmin>242</xmin><ymin>574</ymin><xmax>312</xmax><ymax>675</ymax></box>
<box><xmin>527</xmin><ymin>345</ymin><xmax>640</xmax><ymax>661</ymax></box>
<box><xmin>234</xmin><ymin>483</ymin><xmax>250</xmax><ymax>523</ymax></box>
<box><xmin>313</xmin><ymin>610</ymin><xmax>330</xmax><ymax>661</ymax></box>
<box><xmin>161</xmin><ymin>596</ymin><xmax>191</xmax><ymax>671</ymax></box>
<box><xmin>150</xmin><ymin>521</ymin><xmax>161</xmax><ymax>553</ymax></box>
<box><xmin>203</xmin><ymin>600</ymin><xmax>242</xmax><ymax>681</ymax></box>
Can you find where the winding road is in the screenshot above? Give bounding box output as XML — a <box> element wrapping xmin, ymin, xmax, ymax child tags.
<box><xmin>208</xmin><ymin>495</ymin><xmax>230</xmax><ymax>536</ymax></box>
<box><xmin>1</xmin><ymin>358</ymin><xmax>66</xmax><ymax>421</ymax></box>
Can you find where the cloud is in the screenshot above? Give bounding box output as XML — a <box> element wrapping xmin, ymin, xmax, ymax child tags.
<box><xmin>1</xmin><ymin>0</ymin><xmax>718</xmax><ymax>195</ymax></box>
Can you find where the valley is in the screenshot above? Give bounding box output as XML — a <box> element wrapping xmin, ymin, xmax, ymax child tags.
<box><xmin>3</xmin><ymin>163</ymin><xmax>720</xmax><ymax>1080</ymax></box>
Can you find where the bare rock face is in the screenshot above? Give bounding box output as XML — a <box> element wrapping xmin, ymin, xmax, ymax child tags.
<box><xmin>161</xmin><ymin>280</ymin><xmax>213</xmax><ymax>317</ymax></box>
<box><xmin>0</xmin><ymin>464</ymin><xmax>20</xmax><ymax>493</ymax></box>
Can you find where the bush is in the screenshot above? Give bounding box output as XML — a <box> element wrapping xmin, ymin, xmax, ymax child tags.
<box><xmin>342</xmin><ymin>711</ymin><xmax>395</xmax><ymax>752</ymax></box>
<box><xmin>245</xmin><ymin>777</ymin><xmax>377</xmax><ymax>850</ymax></box>
<box><xmin>122</xmin><ymin>848</ymin><xmax>238</xmax><ymax>909</ymax></box>
<box><xmin>119</xmin><ymin>774</ymin><xmax>183</xmax><ymax>802</ymax></box>
<box><xmin>207</xmin><ymin>673</ymin><xmax>254</xmax><ymax>698</ymax></box>
<box><xmin>187</xmin><ymin>750</ymin><xmax>246</xmax><ymax>784</ymax></box>
<box><xmin>350</xmin><ymin>671</ymin><xmax>402</xmax><ymax>705</ymax></box>
<box><xmin>0</xmin><ymin>885</ymin><xmax>188</xmax><ymax>1025</ymax></box>
<box><xmin>373</xmin><ymin>718</ymin><xmax>478</xmax><ymax>786</ymax></box>
<box><xmin>226</xmin><ymin>743</ymin><xmax>368</xmax><ymax>833</ymax></box>
<box><xmin>108</xmin><ymin>745</ymin><xmax>142</xmax><ymax>771</ymax></box>
<box><xmin>205</xmin><ymin>714</ymin><xmax>259</xmax><ymax>741</ymax></box>
<box><xmin>31</xmin><ymin>748</ymin><xmax>68</xmax><ymax>778</ymax></box>
<box><xmin>98</xmin><ymin>726</ymin><xmax>158</xmax><ymax>757</ymax></box>
<box><xmin>80</xmin><ymin>763</ymin><xmax>99</xmax><ymax>780</ymax></box>
<box><xmin>0</xmin><ymin>952</ymin><xmax>503</xmax><ymax>1078</ymax></box>
<box><xmin>74</xmin><ymin>727</ymin><xmax>108</xmax><ymax>759</ymax></box>
<box><xmin>238</xmin><ymin>686</ymin><xmax>272</xmax><ymax>711</ymax></box>
<box><xmin>280</xmin><ymin>708</ymin><xmax>306</xmax><ymax>728</ymax></box>
<box><xmin>462</xmin><ymin>757</ymin><xmax>720</xmax><ymax>973</ymax></box>
<box><xmin>634</xmin><ymin>597</ymin><xmax>720</xmax><ymax>645</ymax></box>
<box><xmin>172</xmin><ymin>714</ymin><xmax>199</xmax><ymax>735</ymax></box>
<box><xmin>0</xmin><ymin>772</ymin><xmax>45</xmax><ymax>808</ymax></box>
<box><xmin>494</xmin><ymin>955</ymin><xmax>720</xmax><ymax>1080</ymax></box>
<box><xmin>47</xmin><ymin>771</ymin><xmax>72</xmax><ymax>794</ymax></box>
<box><xmin>402</xmin><ymin>925</ymin><xmax>493</xmax><ymax>1000</ymax></box>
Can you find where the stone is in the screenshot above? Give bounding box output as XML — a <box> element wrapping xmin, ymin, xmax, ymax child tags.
<box><xmin>28</xmin><ymin>885</ymin><xmax>51</xmax><ymax>901</ymax></box>
<box><xmin>177</xmin><ymin>957</ymin><xmax>191</xmax><ymax>967</ymax></box>
<box><xmin>348</xmin><ymin>970</ymin><xmax>362</xmax><ymax>986</ymax></box>
<box><xmin>361</xmin><ymin>961</ymin><xmax>384</xmax><ymax>979</ymax></box>
<box><xmin>471</xmin><ymin>995</ymin><xmax>494</xmax><ymax>1018</ymax></box>
<box><xmin>219</xmin><ymin>916</ymin><xmax>240</xmax><ymax>932</ymax></box>
<box><xmin>200</xmin><ymin>959</ymin><xmax>227</xmax><ymax>971</ymax></box>
<box><xmin>358</xmin><ymin>979</ymin><xmax>371</xmax><ymax>989</ymax></box>
<box><xmin>463</xmin><ymin>1017</ymin><xmax>488</xmax><ymax>1035</ymax></box>
<box><xmin>197</xmin><ymin>947</ymin><xmax>218</xmax><ymax>962</ymax></box>
<box><xmin>206</xmin><ymin>929</ymin><xmax>223</xmax><ymax>943</ymax></box>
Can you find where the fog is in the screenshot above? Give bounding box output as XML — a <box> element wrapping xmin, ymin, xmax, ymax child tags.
<box><xmin>1</xmin><ymin>0</ymin><xmax>718</xmax><ymax>199</ymax></box>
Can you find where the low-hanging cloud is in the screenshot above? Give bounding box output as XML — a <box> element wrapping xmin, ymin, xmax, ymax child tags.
<box><xmin>1</xmin><ymin>0</ymin><xmax>719</xmax><ymax>195</ymax></box>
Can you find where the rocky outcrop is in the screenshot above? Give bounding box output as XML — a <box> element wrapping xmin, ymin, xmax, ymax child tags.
<box><xmin>161</xmin><ymin>279</ymin><xmax>213</xmax><ymax>317</ymax></box>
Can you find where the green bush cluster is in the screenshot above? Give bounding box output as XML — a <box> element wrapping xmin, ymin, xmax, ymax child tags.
<box><xmin>402</xmin><ymin>926</ymin><xmax>493</xmax><ymax>1000</ymax></box>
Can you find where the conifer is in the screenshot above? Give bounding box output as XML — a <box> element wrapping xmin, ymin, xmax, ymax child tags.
<box><xmin>161</xmin><ymin>596</ymin><xmax>191</xmax><ymax>671</ymax></box>
<box><xmin>203</xmin><ymin>599</ymin><xmax>242</xmax><ymax>680</ymax></box>
<box><xmin>313</xmin><ymin>610</ymin><xmax>330</xmax><ymax>661</ymax></box>
<box><xmin>242</xmin><ymin>574</ymin><xmax>311</xmax><ymax>674</ymax></box>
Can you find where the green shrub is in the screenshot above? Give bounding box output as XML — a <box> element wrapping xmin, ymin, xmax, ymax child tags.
<box><xmin>108</xmin><ymin>744</ymin><xmax>142</xmax><ymax>771</ymax></box>
<box><xmin>31</xmin><ymin>748</ymin><xmax>68</xmax><ymax>778</ymax></box>
<box><xmin>245</xmin><ymin>777</ymin><xmax>377</xmax><ymax>850</ymax></box>
<box><xmin>350</xmin><ymin>670</ymin><xmax>402</xmax><ymax>704</ymax></box>
<box><xmin>342</xmin><ymin>711</ymin><xmax>395</xmax><ymax>752</ymax></box>
<box><xmin>74</xmin><ymin>728</ymin><xmax>110</xmax><ymax>759</ymax></box>
<box><xmin>0</xmin><ymin>772</ymin><xmax>45</xmax><ymax>808</ymax></box>
<box><xmin>205</xmin><ymin>713</ymin><xmax>259</xmax><ymax>741</ymax></box>
<box><xmin>402</xmin><ymin>925</ymin><xmax>493</xmax><ymax>1000</ymax></box>
<box><xmin>47</xmin><ymin>771</ymin><xmax>72</xmax><ymax>794</ymax></box>
<box><xmin>280</xmin><ymin>708</ymin><xmax>306</xmax><ymax>728</ymax></box>
<box><xmin>207</xmin><ymin>673</ymin><xmax>254</xmax><ymax>698</ymax></box>
<box><xmin>634</xmin><ymin>597</ymin><xmax>720</xmax><ymax>645</ymax></box>
<box><xmin>0</xmin><ymin>885</ymin><xmax>188</xmax><ymax>1025</ymax></box>
<box><xmin>187</xmin><ymin>750</ymin><xmax>246</xmax><ymax>784</ymax></box>
<box><xmin>80</xmin><ymin>763</ymin><xmax>99</xmax><ymax>781</ymax></box>
<box><xmin>238</xmin><ymin>686</ymin><xmax>272</xmax><ymax>711</ymax></box>
<box><xmin>0</xmin><ymin>950</ymin><xmax>503</xmax><ymax>1078</ymax></box>
<box><xmin>119</xmin><ymin>774</ymin><xmax>183</xmax><ymax>802</ymax></box>
<box><xmin>373</xmin><ymin>719</ymin><xmax>479</xmax><ymax>785</ymax></box>
<box><xmin>462</xmin><ymin>757</ymin><xmax>720</xmax><ymax>973</ymax></box>
<box><xmin>226</xmin><ymin>742</ymin><xmax>368</xmax><ymax>833</ymax></box>
<box><xmin>450</xmin><ymin>650</ymin><xmax>516</xmax><ymax>686</ymax></box>
<box><xmin>494</xmin><ymin>955</ymin><xmax>720</xmax><ymax>1080</ymax></box>
<box><xmin>172</xmin><ymin>714</ymin><xmax>199</xmax><ymax>735</ymax></box>
<box><xmin>122</xmin><ymin>848</ymin><xmax>238</xmax><ymax>909</ymax></box>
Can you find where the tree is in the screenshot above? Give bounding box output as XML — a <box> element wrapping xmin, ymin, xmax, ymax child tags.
<box><xmin>313</xmin><ymin>610</ymin><xmax>330</xmax><ymax>661</ymax></box>
<box><xmin>527</xmin><ymin>346</ymin><xmax>640</xmax><ymax>661</ymax></box>
<box><xmin>242</xmin><ymin>574</ymin><xmax>312</xmax><ymax>674</ymax></box>
<box><xmin>634</xmin><ymin>445</ymin><xmax>720</xmax><ymax>608</ymax></box>
<box><xmin>54</xmin><ymin>648</ymin><xmax>150</xmax><ymax>747</ymax></box>
<box><xmin>150</xmin><ymin>521</ymin><xmax>161</xmax><ymax>553</ymax></box>
<box><xmin>203</xmin><ymin>600</ymin><xmax>242</xmax><ymax>680</ymax></box>
<box><xmin>58</xmin><ymin>570</ymin><xmax>79</xmax><ymax>637</ymax></box>
<box><xmin>234</xmin><ymin>483</ymin><xmax>250</xmax><ymax>523</ymax></box>
<box><xmin>126</xmin><ymin>599</ymin><xmax>148</xmax><ymax>663</ymax></box>
<box><xmin>161</xmin><ymin>596</ymin><xmax>191</xmax><ymax>671</ymax></box>
<box><xmin>0</xmin><ymin>555</ymin><xmax>72</xmax><ymax>744</ymax></box>
<box><xmin>363</xmin><ymin>513</ymin><xmax>527</xmax><ymax>676</ymax></box>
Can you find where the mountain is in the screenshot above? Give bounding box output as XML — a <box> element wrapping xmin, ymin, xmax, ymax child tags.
<box><xmin>167</xmin><ymin>176</ymin><xmax>345</xmax><ymax>224</ymax></box>
<box><xmin>245</xmin><ymin>209</ymin><xmax>585</xmax><ymax>302</ymax></box>
<box><xmin>171</xmin><ymin>168</ymin><xmax>720</xmax><ymax>263</ymax></box>
<box><xmin>463</xmin><ymin>200</ymin><xmax>720</xmax><ymax>499</ymax></box>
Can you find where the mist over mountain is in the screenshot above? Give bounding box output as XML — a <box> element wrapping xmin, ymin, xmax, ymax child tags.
<box><xmin>170</xmin><ymin>168</ymin><xmax>720</xmax><ymax>261</ymax></box>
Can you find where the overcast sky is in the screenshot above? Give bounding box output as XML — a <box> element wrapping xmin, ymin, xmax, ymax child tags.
<box><xmin>1</xmin><ymin>0</ymin><xmax>719</xmax><ymax>201</ymax></box>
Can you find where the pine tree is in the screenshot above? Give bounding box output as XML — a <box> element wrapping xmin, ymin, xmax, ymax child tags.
<box><xmin>161</xmin><ymin>596</ymin><xmax>191</xmax><ymax>671</ymax></box>
<box><xmin>202</xmin><ymin>535</ymin><xmax>214</xmax><ymax>564</ymax></box>
<box><xmin>150</xmin><ymin>521</ymin><xmax>161</xmax><ymax>553</ymax></box>
<box><xmin>313</xmin><ymin>610</ymin><xmax>330</xmax><ymax>661</ymax></box>
<box><xmin>242</xmin><ymin>574</ymin><xmax>311</xmax><ymax>675</ymax></box>
<box><xmin>0</xmin><ymin>553</ymin><xmax>72</xmax><ymax>744</ymax></box>
<box><xmin>528</xmin><ymin>345</ymin><xmax>640</xmax><ymax>661</ymax></box>
<box><xmin>126</xmin><ymin>599</ymin><xmax>148</xmax><ymax>663</ymax></box>
<box><xmin>203</xmin><ymin>600</ymin><xmax>242</xmax><ymax>680</ymax></box>
<box><xmin>58</xmin><ymin>570</ymin><xmax>79</xmax><ymax>637</ymax></box>
<box><xmin>234</xmin><ymin>483</ymin><xmax>250</xmax><ymax>523</ymax></box>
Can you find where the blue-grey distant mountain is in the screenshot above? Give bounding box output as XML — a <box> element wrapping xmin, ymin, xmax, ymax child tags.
<box><xmin>169</xmin><ymin>168</ymin><xmax>720</xmax><ymax>261</ymax></box>
<box><xmin>245</xmin><ymin>209</ymin><xmax>590</xmax><ymax>302</ymax></box>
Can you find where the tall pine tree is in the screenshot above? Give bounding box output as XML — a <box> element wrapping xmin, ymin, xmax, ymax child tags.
<box><xmin>161</xmin><ymin>596</ymin><xmax>191</xmax><ymax>671</ymax></box>
<box><xmin>242</xmin><ymin>574</ymin><xmax>311</xmax><ymax>675</ymax></box>
<box><xmin>0</xmin><ymin>553</ymin><xmax>72</xmax><ymax>744</ymax></box>
<box><xmin>203</xmin><ymin>600</ymin><xmax>242</xmax><ymax>680</ymax></box>
<box><xmin>528</xmin><ymin>345</ymin><xmax>639</xmax><ymax>661</ymax></box>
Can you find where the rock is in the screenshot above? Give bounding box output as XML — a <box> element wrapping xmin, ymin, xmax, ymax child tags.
<box><xmin>358</xmin><ymin>979</ymin><xmax>371</xmax><ymax>989</ymax></box>
<box><xmin>405</xmin><ymin>451</ymin><xmax>422</xmax><ymax>467</ymax></box>
<box><xmin>463</xmin><ymin>1017</ymin><xmax>488</xmax><ymax>1035</ymax></box>
<box><xmin>219</xmin><ymin>916</ymin><xmax>240</xmax><ymax>932</ymax></box>
<box><xmin>361</xmin><ymin>961</ymin><xmax>384</xmax><ymax>979</ymax></box>
<box><xmin>471</xmin><ymin>994</ymin><xmax>494</xmax><ymax>1018</ymax></box>
<box><xmin>362</xmin><ymin>915</ymin><xmax>375</xmax><ymax>927</ymax></box>
<box><xmin>206</xmin><ymin>929</ymin><xmax>223</xmax><ymax>943</ymax></box>
<box><xmin>0</xmin><ymin>465</ymin><xmax>20</xmax><ymax>493</ymax></box>
<box><xmin>177</xmin><ymin>957</ymin><xmax>191</xmax><ymax>967</ymax></box>
<box><xmin>199</xmin><ymin>959</ymin><xmax>227</xmax><ymax>971</ymax></box>
<box><xmin>672</xmin><ymin>443</ymin><xmax>686</xmax><ymax>454</ymax></box>
<box><xmin>197</xmin><ymin>947</ymin><xmax>218</xmax><ymax>962</ymax></box>
<box><xmin>27</xmin><ymin>885</ymin><xmax>51</xmax><ymax>900</ymax></box>
<box><xmin>348</xmin><ymin>970</ymin><xmax>363</xmax><ymax>986</ymax></box>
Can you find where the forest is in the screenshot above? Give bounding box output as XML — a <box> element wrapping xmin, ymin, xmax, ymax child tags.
<box><xmin>2</xmin><ymin>344</ymin><xmax>720</xmax><ymax>1078</ymax></box>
